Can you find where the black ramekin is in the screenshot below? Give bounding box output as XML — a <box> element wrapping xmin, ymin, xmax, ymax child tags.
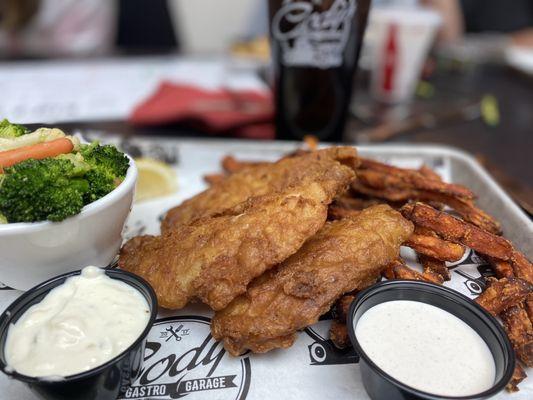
<box><xmin>0</xmin><ymin>268</ymin><xmax>158</xmax><ymax>400</ymax></box>
<box><xmin>347</xmin><ymin>280</ymin><xmax>515</xmax><ymax>400</ymax></box>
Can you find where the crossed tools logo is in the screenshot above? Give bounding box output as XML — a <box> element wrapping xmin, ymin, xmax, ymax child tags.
<box><xmin>118</xmin><ymin>316</ymin><xmax>251</xmax><ymax>400</ymax></box>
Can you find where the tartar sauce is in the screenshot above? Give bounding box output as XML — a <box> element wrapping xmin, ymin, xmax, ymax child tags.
<box><xmin>5</xmin><ymin>266</ymin><xmax>150</xmax><ymax>377</ymax></box>
<box><xmin>355</xmin><ymin>300</ymin><xmax>495</xmax><ymax>396</ymax></box>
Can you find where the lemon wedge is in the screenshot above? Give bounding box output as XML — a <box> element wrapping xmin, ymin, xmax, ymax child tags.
<box><xmin>134</xmin><ymin>158</ymin><xmax>178</xmax><ymax>202</ymax></box>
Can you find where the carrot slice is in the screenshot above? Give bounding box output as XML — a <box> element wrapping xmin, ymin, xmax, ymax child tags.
<box><xmin>0</xmin><ymin>138</ymin><xmax>74</xmax><ymax>169</ymax></box>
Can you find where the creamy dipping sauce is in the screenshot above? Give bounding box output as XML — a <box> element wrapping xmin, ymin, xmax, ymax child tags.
<box><xmin>355</xmin><ymin>300</ymin><xmax>496</xmax><ymax>396</ymax></box>
<box><xmin>5</xmin><ymin>267</ymin><xmax>150</xmax><ymax>377</ymax></box>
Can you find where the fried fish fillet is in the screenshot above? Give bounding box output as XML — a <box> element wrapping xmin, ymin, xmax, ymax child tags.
<box><xmin>211</xmin><ymin>205</ymin><xmax>414</xmax><ymax>356</ymax></box>
<box><xmin>119</xmin><ymin>164</ymin><xmax>356</xmax><ymax>310</ymax></box>
<box><xmin>161</xmin><ymin>147</ymin><xmax>359</xmax><ymax>232</ymax></box>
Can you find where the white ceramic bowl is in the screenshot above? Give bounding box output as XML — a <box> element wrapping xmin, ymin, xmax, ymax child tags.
<box><xmin>0</xmin><ymin>156</ymin><xmax>137</xmax><ymax>291</ymax></box>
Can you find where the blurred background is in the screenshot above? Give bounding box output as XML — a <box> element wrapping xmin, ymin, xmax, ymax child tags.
<box><xmin>0</xmin><ymin>0</ymin><xmax>531</xmax><ymax>211</ymax></box>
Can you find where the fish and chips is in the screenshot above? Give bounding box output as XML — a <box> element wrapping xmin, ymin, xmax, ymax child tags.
<box><xmin>119</xmin><ymin>144</ymin><xmax>532</xmax><ymax>392</ymax></box>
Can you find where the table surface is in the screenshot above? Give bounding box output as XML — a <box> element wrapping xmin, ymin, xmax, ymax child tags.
<box><xmin>349</xmin><ymin>63</ymin><xmax>533</xmax><ymax>214</ymax></box>
<box><xmin>352</xmin><ymin>64</ymin><xmax>532</xmax><ymax>177</ymax></box>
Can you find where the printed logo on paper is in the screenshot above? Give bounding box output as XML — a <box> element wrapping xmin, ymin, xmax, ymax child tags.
<box><xmin>272</xmin><ymin>0</ymin><xmax>356</xmax><ymax>68</ymax></box>
<box><xmin>119</xmin><ymin>316</ymin><xmax>251</xmax><ymax>400</ymax></box>
<box><xmin>304</xmin><ymin>323</ymin><xmax>358</xmax><ymax>366</ymax></box>
<box><xmin>448</xmin><ymin>249</ymin><xmax>495</xmax><ymax>296</ymax></box>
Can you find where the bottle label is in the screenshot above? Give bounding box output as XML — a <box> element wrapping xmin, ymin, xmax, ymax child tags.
<box><xmin>272</xmin><ymin>0</ymin><xmax>356</xmax><ymax>69</ymax></box>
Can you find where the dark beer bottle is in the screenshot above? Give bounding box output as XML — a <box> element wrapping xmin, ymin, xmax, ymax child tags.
<box><xmin>269</xmin><ymin>0</ymin><xmax>371</xmax><ymax>142</ymax></box>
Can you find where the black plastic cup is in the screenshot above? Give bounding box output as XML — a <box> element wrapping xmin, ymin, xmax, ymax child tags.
<box><xmin>347</xmin><ymin>280</ymin><xmax>515</xmax><ymax>400</ymax></box>
<box><xmin>0</xmin><ymin>269</ymin><xmax>158</xmax><ymax>400</ymax></box>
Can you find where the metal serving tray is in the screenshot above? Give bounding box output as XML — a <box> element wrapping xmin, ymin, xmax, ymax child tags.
<box><xmin>0</xmin><ymin>138</ymin><xmax>530</xmax><ymax>400</ymax></box>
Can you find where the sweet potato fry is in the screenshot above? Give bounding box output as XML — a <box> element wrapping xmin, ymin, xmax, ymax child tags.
<box><xmin>511</xmin><ymin>250</ymin><xmax>533</xmax><ymax>285</ymax></box>
<box><xmin>437</xmin><ymin>195</ymin><xmax>502</xmax><ymax>235</ymax></box>
<box><xmin>422</xmin><ymin>269</ymin><xmax>445</xmax><ymax>284</ymax></box>
<box><xmin>386</xmin><ymin>258</ymin><xmax>443</xmax><ymax>284</ymax></box>
<box><xmin>334</xmin><ymin>294</ymin><xmax>356</xmax><ymax>323</ymax></box>
<box><xmin>356</xmin><ymin>170</ymin><xmax>458</xmax><ymax>215</ymax></box>
<box><xmin>527</xmin><ymin>293</ymin><xmax>533</xmax><ymax>323</ymax></box>
<box><xmin>356</xmin><ymin>169</ymin><xmax>406</xmax><ymax>190</ymax></box>
<box><xmin>418</xmin><ymin>193</ymin><xmax>500</xmax><ymax>234</ymax></box>
<box><xmin>400</xmin><ymin>202</ymin><xmax>513</xmax><ymax>260</ymax></box>
<box><xmin>404</xmin><ymin>233</ymin><xmax>465</xmax><ymax>262</ymax></box>
<box><xmin>356</xmin><ymin>171</ymin><xmax>453</xmax><ymax>203</ymax></box>
<box><xmin>330</xmin><ymin>320</ymin><xmax>351</xmax><ymax>349</ymax></box>
<box><xmin>501</xmin><ymin>304</ymin><xmax>533</xmax><ymax>367</ymax></box>
<box><xmin>418</xmin><ymin>255</ymin><xmax>451</xmax><ymax>281</ymax></box>
<box><xmin>414</xmin><ymin>225</ymin><xmax>438</xmax><ymax>237</ymax></box>
<box><xmin>331</xmin><ymin>278</ymin><xmax>380</xmax><ymax>323</ymax></box>
<box><xmin>222</xmin><ymin>155</ymin><xmax>268</xmax><ymax>173</ymax></box>
<box><xmin>393</xmin><ymin>188</ymin><xmax>500</xmax><ymax>234</ymax></box>
<box><xmin>358</xmin><ymin>158</ymin><xmax>475</xmax><ymax>199</ymax></box>
<box><xmin>351</xmin><ymin>181</ymin><xmax>415</xmax><ymax>202</ymax></box>
<box><xmin>330</xmin><ymin>286</ymin><xmax>379</xmax><ymax>349</ymax></box>
<box><xmin>382</xmin><ymin>262</ymin><xmax>396</xmax><ymax>280</ymax></box>
<box><xmin>304</xmin><ymin>135</ymin><xmax>319</xmax><ymax>151</ymax></box>
<box><xmin>285</xmin><ymin>137</ymin><xmax>319</xmax><ymax>157</ymax></box>
<box><xmin>486</xmin><ymin>256</ymin><xmax>515</xmax><ymax>279</ymax></box>
<box><xmin>203</xmin><ymin>173</ymin><xmax>226</xmax><ymax>186</ymax></box>
<box><xmin>351</xmin><ymin>175</ymin><xmax>501</xmax><ymax>234</ymax></box>
<box><xmin>219</xmin><ymin>138</ymin><xmax>318</xmax><ymax>175</ymax></box>
<box><xmin>475</xmin><ymin>277</ymin><xmax>532</xmax><ymax>316</ymax></box>
<box><xmin>506</xmin><ymin>363</ymin><xmax>527</xmax><ymax>392</ymax></box>
<box><xmin>394</xmin><ymin>266</ymin><xmax>441</xmax><ymax>284</ymax></box>
<box><xmin>418</xmin><ymin>165</ymin><xmax>442</xmax><ymax>181</ymax></box>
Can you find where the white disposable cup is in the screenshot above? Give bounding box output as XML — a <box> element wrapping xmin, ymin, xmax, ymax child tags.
<box><xmin>367</xmin><ymin>7</ymin><xmax>441</xmax><ymax>103</ymax></box>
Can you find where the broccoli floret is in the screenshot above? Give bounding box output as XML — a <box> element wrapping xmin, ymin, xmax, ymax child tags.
<box><xmin>80</xmin><ymin>142</ymin><xmax>129</xmax><ymax>176</ymax></box>
<box><xmin>0</xmin><ymin>212</ymin><xmax>6</xmax><ymax>224</ymax></box>
<box><xmin>0</xmin><ymin>119</ymin><xmax>29</xmax><ymax>138</ymax></box>
<box><xmin>79</xmin><ymin>142</ymin><xmax>129</xmax><ymax>202</ymax></box>
<box><xmin>55</xmin><ymin>152</ymin><xmax>91</xmax><ymax>176</ymax></box>
<box><xmin>0</xmin><ymin>159</ymin><xmax>89</xmax><ymax>223</ymax></box>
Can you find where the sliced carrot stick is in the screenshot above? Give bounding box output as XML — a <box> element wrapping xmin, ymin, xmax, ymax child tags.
<box><xmin>0</xmin><ymin>138</ymin><xmax>73</xmax><ymax>168</ymax></box>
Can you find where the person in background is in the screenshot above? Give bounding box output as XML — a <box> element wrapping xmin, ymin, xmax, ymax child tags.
<box><xmin>0</xmin><ymin>0</ymin><xmax>116</xmax><ymax>57</ymax></box>
<box><xmin>116</xmin><ymin>0</ymin><xmax>178</xmax><ymax>54</ymax></box>
<box><xmin>423</xmin><ymin>0</ymin><xmax>533</xmax><ymax>47</ymax></box>
<box><xmin>0</xmin><ymin>0</ymin><xmax>177</xmax><ymax>58</ymax></box>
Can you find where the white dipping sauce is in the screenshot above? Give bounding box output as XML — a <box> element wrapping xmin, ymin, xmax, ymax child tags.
<box><xmin>355</xmin><ymin>300</ymin><xmax>496</xmax><ymax>396</ymax></box>
<box><xmin>5</xmin><ymin>267</ymin><xmax>150</xmax><ymax>377</ymax></box>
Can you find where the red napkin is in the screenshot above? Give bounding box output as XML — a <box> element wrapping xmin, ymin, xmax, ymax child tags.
<box><xmin>129</xmin><ymin>82</ymin><xmax>275</xmax><ymax>139</ymax></box>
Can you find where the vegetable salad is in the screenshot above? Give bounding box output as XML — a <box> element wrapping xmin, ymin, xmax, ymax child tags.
<box><xmin>0</xmin><ymin>119</ymin><xmax>129</xmax><ymax>223</ymax></box>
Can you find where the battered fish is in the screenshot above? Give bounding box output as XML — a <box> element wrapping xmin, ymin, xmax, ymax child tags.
<box><xmin>119</xmin><ymin>163</ymin><xmax>356</xmax><ymax>310</ymax></box>
<box><xmin>211</xmin><ymin>205</ymin><xmax>414</xmax><ymax>355</ymax></box>
<box><xmin>161</xmin><ymin>147</ymin><xmax>359</xmax><ymax>232</ymax></box>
